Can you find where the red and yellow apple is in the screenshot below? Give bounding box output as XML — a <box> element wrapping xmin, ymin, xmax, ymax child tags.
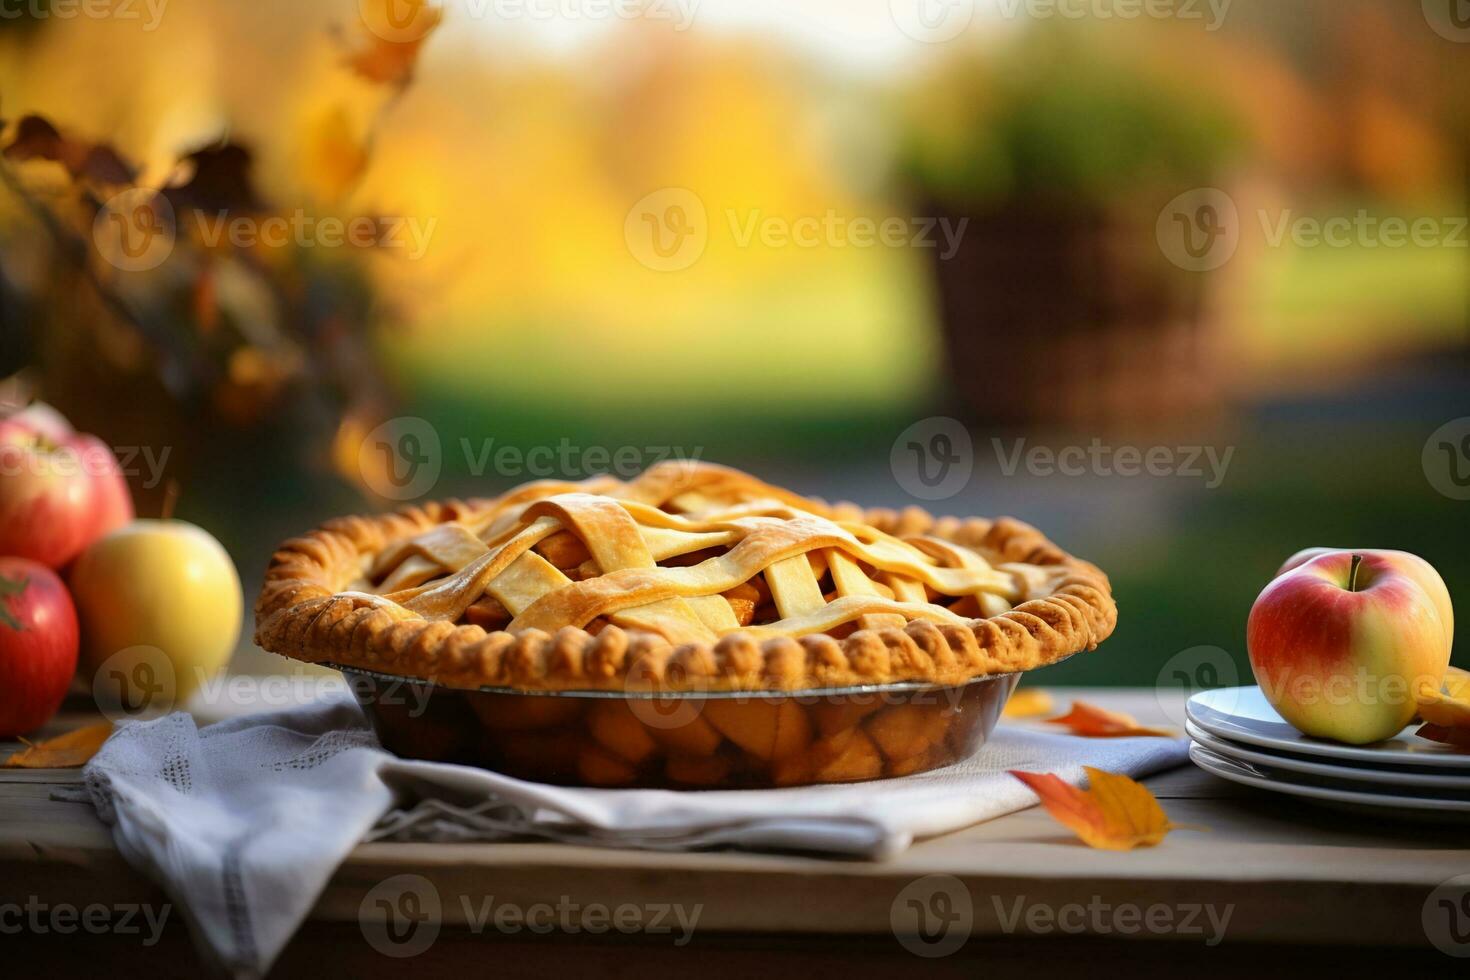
<box><xmin>70</xmin><ymin>519</ymin><xmax>242</xmax><ymax>709</ymax></box>
<box><xmin>0</xmin><ymin>557</ymin><xmax>80</xmax><ymax>737</ymax></box>
<box><xmin>1248</xmin><ymin>550</ymin><xmax>1452</xmax><ymax>744</ymax></box>
<box><xmin>0</xmin><ymin>403</ymin><xmax>133</xmax><ymax>569</ymax></box>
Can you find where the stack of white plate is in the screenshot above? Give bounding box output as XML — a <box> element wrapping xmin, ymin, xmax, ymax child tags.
<box><xmin>1186</xmin><ymin>687</ymin><xmax>1470</xmax><ymax>821</ymax></box>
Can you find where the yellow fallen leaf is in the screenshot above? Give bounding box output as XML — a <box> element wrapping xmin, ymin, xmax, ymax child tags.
<box><xmin>1417</xmin><ymin>667</ymin><xmax>1470</xmax><ymax>729</ymax></box>
<box><xmin>3</xmin><ymin>722</ymin><xmax>114</xmax><ymax>768</ymax></box>
<box><xmin>1002</xmin><ymin>687</ymin><xmax>1054</xmax><ymax>719</ymax></box>
<box><xmin>1010</xmin><ymin>766</ymin><xmax>1183</xmax><ymax>851</ymax></box>
<box><xmin>1045</xmin><ymin>700</ymin><xmax>1174</xmax><ymax>738</ymax></box>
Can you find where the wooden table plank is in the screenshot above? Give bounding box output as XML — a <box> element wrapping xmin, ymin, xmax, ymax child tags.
<box><xmin>2</xmin><ymin>686</ymin><xmax>1465</xmax><ymax>960</ymax></box>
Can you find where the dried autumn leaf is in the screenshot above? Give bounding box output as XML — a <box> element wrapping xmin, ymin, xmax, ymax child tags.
<box><xmin>1416</xmin><ymin>666</ymin><xmax>1470</xmax><ymax>729</ymax></box>
<box><xmin>1011</xmin><ymin>766</ymin><xmax>1180</xmax><ymax>851</ymax></box>
<box><xmin>163</xmin><ymin>143</ymin><xmax>263</xmax><ymax>215</ymax></box>
<box><xmin>5</xmin><ymin>114</ymin><xmax>65</xmax><ymax>162</ymax></box>
<box><xmin>1046</xmin><ymin>700</ymin><xmax>1174</xmax><ymax>738</ymax></box>
<box><xmin>1002</xmin><ymin>687</ymin><xmax>1054</xmax><ymax>719</ymax></box>
<box><xmin>4</xmin><ymin>722</ymin><xmax>114</xmax><ymax>768</ymax></box>
<box><xmin>4</xmin><ymin>113</ymin><xmax>136</xmax><ymax>186</ymax></box>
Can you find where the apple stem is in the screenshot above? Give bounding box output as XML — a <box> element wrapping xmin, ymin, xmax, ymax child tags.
<box><xmin>161</xmin><ymin>479</ymin><xmax>179</xmax><ymax>522</ymax></box>
<box><xmin>1348</xmin><ymin>554</ymin><xmax>1363</xmax><ymax>592</ymax></box>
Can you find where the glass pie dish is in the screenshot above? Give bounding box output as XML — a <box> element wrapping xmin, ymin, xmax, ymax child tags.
<box><xmin>338</xmin><ymin>665</ymin><xmax>1023</xmax><ymax>788</ymax></box>
<box><xmin>258</xmin><ymin>462</ymin><xmax>1115</xmax><ymax>788</ymax></box>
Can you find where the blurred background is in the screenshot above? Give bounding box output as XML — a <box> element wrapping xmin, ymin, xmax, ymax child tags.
<box><xmin>0</xmin><ymin>0</ymin><xmax>1464</xmax><ymax>686</ymax></box>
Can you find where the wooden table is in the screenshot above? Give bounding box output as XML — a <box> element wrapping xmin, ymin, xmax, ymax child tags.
<box><xmin>3</xmin><ymin>688</ymin><xmax>1466</xmax><ymax>977</ymax></box>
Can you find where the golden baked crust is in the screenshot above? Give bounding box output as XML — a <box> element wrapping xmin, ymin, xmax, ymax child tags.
<box><xmin>254</xmin><ymin>462</ymin><xmax>1116</xmax><ymax>692</ymax></box>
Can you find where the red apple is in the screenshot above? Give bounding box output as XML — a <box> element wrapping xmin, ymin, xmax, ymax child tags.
<box><xmin>0</xmin><ymin>403</ymin><xmax>134</xmax><ymax>569</ymax></box>
<box><xmin>0</xmin><ymin>557</ymin><xmax>81</xmax><ymax>737</ymax></box>
<box><xmin>1248</xmin><ymin>551</ymin><xmax>1451</xmax><ymax>744</ymax></box>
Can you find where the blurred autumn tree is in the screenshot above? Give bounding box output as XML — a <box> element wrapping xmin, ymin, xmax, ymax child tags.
<box><xmin>0</xmin><ymin>2</ymin><xmax>443</xmax><ymax>514</ymax></box>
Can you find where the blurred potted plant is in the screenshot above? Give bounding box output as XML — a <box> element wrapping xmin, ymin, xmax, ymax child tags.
<box><xmin>899</xmin><ymin>29</ymin><xmax>1246</xmax><ymax>428</ymax></box>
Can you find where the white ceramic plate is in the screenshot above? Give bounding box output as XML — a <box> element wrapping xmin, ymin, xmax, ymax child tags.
<box><xmin>1189</xmin><ymin>743</ymin><xmax>1470</xmax><ymax>818</ymax></box>
<box><xmin>1186</xmin><ymin>686</ymin><xmax>1470</xmax><ymax>770</ymax></box>
<box><xmin>1185</xmin><ymin>720</ymin><xmax>1470</xmax><ymax>791</ymax></box>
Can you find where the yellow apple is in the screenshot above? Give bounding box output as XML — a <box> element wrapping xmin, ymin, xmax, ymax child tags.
<box><xmin>70</xmin><ymin>519</ymin><xmax>242</xmax><ymax>711</ymax></box>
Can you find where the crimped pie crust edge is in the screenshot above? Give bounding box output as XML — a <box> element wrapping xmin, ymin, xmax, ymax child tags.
<box><xmin>254</xmin><ymin>499</ymin><xmax>1117</xmax><ymax>693</ymax></box>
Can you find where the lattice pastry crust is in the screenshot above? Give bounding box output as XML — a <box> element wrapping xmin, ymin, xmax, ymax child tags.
<box><xmin>255</xmin><ymin>462</ymin><xmax>1116</xmax><ymax>691</ymax></box>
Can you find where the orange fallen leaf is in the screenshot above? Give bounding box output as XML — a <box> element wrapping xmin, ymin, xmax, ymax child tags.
<box><xmin>1011</xmin><ymin>766</ymin><xmax>1182</xmax><ymax>851</ymax></box>
<box><xmin>1416</xmin><ymin>667</ymin><xmax>1470</xmax><ymax>729</ymax></box>
<box><xmin>346</xmin><ymin>4</ymin><xmax>443</xmax><ymax>87</ymax></box>
<box><xmin>1002</xmin><ymin>687</ymin><xmax>1054</xmax><ymax>719</ymax></box>
<box><xmin>3</xmin><ymin>722</ymin><xmax>114</xmax><ymax>768</ymax></box>
<box><xmin>1045</xmin><ymin>700</ymin><xmax>1174</xmax><ymax>738</ymax></box>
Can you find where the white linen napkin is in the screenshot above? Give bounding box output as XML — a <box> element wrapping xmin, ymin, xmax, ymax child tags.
<box><xmin>82</xmin><ymin>695</ymin><xmax>1188</xmax><ymax>978</ymax></box>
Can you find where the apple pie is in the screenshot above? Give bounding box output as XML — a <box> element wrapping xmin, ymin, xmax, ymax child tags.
<box><xmin>255</xmin><ymin>461</ymin><xmax>1116</xmax><ymax>693</ymax></box>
